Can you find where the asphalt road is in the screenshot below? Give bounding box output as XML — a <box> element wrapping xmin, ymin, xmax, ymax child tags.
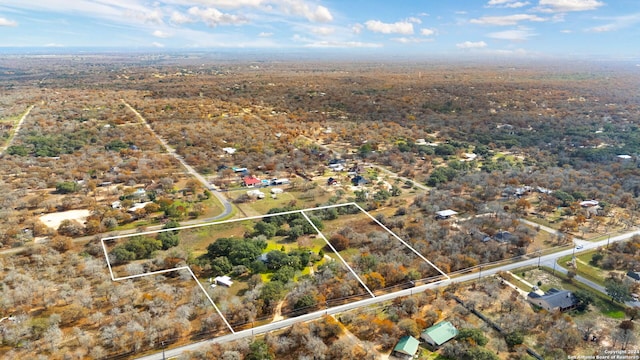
<box><xmin>135</xmin><ymin>227</ymin><xmax>640</xmax><ymax>360</ymax></box>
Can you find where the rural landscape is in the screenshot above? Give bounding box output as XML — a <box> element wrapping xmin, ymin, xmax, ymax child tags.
<box><xmin>0</xmin><ymin>53</ymin><xmax>639</xmax><ymax>360</ymax></box>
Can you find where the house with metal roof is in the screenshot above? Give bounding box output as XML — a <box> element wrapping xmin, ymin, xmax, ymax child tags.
<box><xmin>392</xmin><ymin>335</ymin><xmax>420</xmax><ymax>359</ymax></box>
<box><xmin>421</xmin><ymin>321</ymin><xmax>458</xmax><ymax>348</ymax></box>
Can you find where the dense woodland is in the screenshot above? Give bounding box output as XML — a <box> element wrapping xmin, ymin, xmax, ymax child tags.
<box><xmin>1</xmin><ymin>55</ymin><xmax>640</xmax><ymax>358</ymax></box>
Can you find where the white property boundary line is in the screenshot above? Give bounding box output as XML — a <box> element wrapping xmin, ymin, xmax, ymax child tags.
<box><xmin>101</xmin><ymin>202</ymin><xmax>449</xmax><ymax>334</ymax></box>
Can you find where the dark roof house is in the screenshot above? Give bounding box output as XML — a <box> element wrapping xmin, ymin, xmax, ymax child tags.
<box><xmin>626</xmin><ymin>270</ymin><xmax>640</xmax><ymax>282</ymax></box>
<box><xmin>351</xmin><ymin>175</ymin><xmax>368</xmax><ymax>186</ymax></box>
<box><xmin>494</xmin><ymin>230</ymin><xmax>514</xmax><ymax>243</ymax></box>
<box><xmin>528</xmin><ymin>288</ymin><xmax>577</xmax><ymax>312</ymax></box>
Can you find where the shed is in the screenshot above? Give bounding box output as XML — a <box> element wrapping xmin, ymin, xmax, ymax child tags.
<box><xmin>214</xmin><ymin>276</ymin><xmax>233</xmax><ymax>287</ymax></box>
<box><xmin>270</xmin><ymin>188</ymin><xmax>283</xmax><ymax>194</ymax></box>
<box><xmin>421</xmin><ymin>321</ymin><xmax>458</xmax><ymax>347</ymax></box>
<box><xmin>435</xmin><ymin>209</ymin><xmax>458</xmax><ymax>220</ymax></box>
<box><xmin>392</xmin><ymin>335</ymin><xmax>420</xmax><ymax>359</ymax></box>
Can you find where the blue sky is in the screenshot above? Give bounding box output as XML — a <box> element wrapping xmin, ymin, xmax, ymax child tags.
<box><xmin>0</xmin><ymin>0</ymin><xmax>638</xmax><ymax>58</ymax></box>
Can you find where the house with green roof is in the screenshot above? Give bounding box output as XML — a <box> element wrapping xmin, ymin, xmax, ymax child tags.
<box><xmin>421</xmin><ymin>321</ymin><xmax>458</xmax><ymax>348</ymax></box>
<box><xmin>392</xmin><ymin>335</ymin><xmax>420</xmax><ymax>359</ymax></box>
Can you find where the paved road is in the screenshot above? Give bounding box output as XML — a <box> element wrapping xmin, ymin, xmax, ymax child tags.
<box><xmin>136</xmin><ymin>227</ymin><xmax>640</xmax><ymax>360</ymax></box>
<box><xmin>121</xmin><ymin>100</ymin><xmax>232</xmax><ymax>220</ymax></box>
<box><xmin>0</xmin><ymin>104</ymin><xmax>34</xmax><ymax>155</ymax></box>
<box><xmin>518</xmin><ymin>218</ymin><xmax>561</xmax><ymax>236</ymax></box>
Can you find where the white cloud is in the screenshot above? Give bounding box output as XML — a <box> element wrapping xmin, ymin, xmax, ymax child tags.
<box><xmin>587</xmin><ymin>13</ymin><xmax>640</xmax><ymax>32</ymax></box>
<box><xmin>258</xmin><ymin>31</ymin><xmax>273</xmax><ymax>37</ymax></box>
<box><xmin>310</xmin><ymin>26</ymin><xmax>334</xmax><ymax>36</ymax></box>
<box><xmin>187</xmin><ymin>6</ymin><xmax>248</xmax><ymax>27</ymax></box>
<box><xmin>170</xmin><ymin>11</ymin><xmax>192</xmax><ymax>24</ymax></box>
<box><xmin>537</xmin><ymin>0</ymin><xmax>604</xmax><ymax>12</ymax></box>
<box><xmin>152</xmin><ymin>41</ymin><xmax>165</xmax><ymax>48</ymax></box>
<box><xmin>393</xmin><ymin>37</ymin><xmax>433</xmax><ymax>44</ymax></box>
<box><xmin>406</xmin><ymin>17</ymin><xmax>422</xmax><ymax>24</ymax></box>
<box><xmin>420</xmin><ymin>28</ymin><xmax>435</xmax><ymax>36</ymax></box>
<box><xmin>153</xmin><ymin>29</ymin><xmax>171</xmax><ymax>38</ymax></box>
<box><xmin>44</xmin><ymin>42</ymin><xmax>63</xmax><ymax>47</ymax></box>
<box><xmin>365</xmin><ymin>20</ymin><xmax>414</xmax><ymax>34</ymax></box>
<box><xmin>276</xmin><ymin>1</ymin><xmax>333</xmax><ymax>22</ymax></box>
<box><xmin>488</xmin><ymin>28</ymin><xmax>536</xmax><ymax>40</ymax></box>
<box><xmin>304</xmin><ymin>40</ymin><xmax>382</xmax><ymax>48</ymax></box>
<box><xmin>0</xmin><ymin>17</ymin><xmax>17</xmax><ymax>26</ymax></box>
<box><xmin>560</xmin><ymin>29</ymin><xmax>573</xmax><ymax>33</ymax></box>
<box><xmin>487</xmin><ymin>0</ymin><xmax>530</xmax><ymax>8</ymax></box>
<box><xmin>470</xmin><ymin>14</ymin><xmax>546</xmax><ymax>25</ymax></box>
<box><xmin>352</xmin><ymin>23</ymin><xmax>363</xmax><ymax>34</ymax></box>
<box><xmin>456</xmin><ymin>40</ymin><xmax>488</xmax><ymax>49</ymax></box>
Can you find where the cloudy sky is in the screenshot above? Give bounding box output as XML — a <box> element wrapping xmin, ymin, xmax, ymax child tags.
<box><xmin>0</xmin><ymin>0</ymin><xmax>638</xmax><ymax>58</ymax></box>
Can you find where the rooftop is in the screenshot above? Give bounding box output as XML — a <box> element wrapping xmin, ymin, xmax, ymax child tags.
<box><xmin>393</xmin><ymin>335</ymin><xmax>420</xmax><ymax>356</ymax></box>
<box><xmin>422</xmin><ymin>321</ymin><xmax>458</xmax><ymax>346</ymax></box>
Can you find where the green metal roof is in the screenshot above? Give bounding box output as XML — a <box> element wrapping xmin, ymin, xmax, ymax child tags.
<box><xmin>393</xmin><ymin>335</ymin><xmax>420</xmax><ymax>356</ymax></box>
<box><xmin>422</xmin><ymin>321</ymin><xmax>458</xmax><ymax>346</ymax></box>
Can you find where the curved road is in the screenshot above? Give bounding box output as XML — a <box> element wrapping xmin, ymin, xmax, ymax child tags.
<box><xmin>136</xmin><ymin>227</ymin><xmax>640</xmax><ymax>360</ymax></box>
<box><xmin>121</xmin><ymin>100</ymin><xmax>232</xmax><ymax>220</ymax></box>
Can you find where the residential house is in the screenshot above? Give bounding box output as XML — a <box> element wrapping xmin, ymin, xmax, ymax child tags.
<box><xmin>351</xmin><ymin>175</ymin><xmax>368</xmax><ymax>186</ymax></box>
<box><xmin>527</xmin><ymin>288</ymin><xmax>577</xmax><ymax>312</ymax></box>
<box><xmin>392</xmin><ymin>335</ymin><xmax>420</xmax><ymax>359</ymax></box>
<box><xmin>626</xmin><ymin>270</ymin><xmax>640</xmax><ymax>283</ymax></box>
<box><xmin>270</xmin><ymin>188</ymin><xmax>283</xmax><ymax>194</ymax></box>
<box><xmin>494</xmin><ymin>230</ymin><xmax>514</xmax><ymax>243</ymax></box>
<box><xmin>327</xmin><ymin>177</ymin><xmax>338</xmax><ymax>186</ymax></box>
<box><xmin>421</xmin><ymin>321</ymin><xmax>458</xmax><ymax>348</ymax></box>
<box><xmin>435</xmin><ymin>209</ymin><xmax>458</xmax><ymax>220</ymax></box>
<box><xmin>243</xmin><ymin>176</ymin><xmax>261</xmax><ymax>187</ymax></box>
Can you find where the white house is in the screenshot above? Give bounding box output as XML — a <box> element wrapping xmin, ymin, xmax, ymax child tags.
<box><xmin>270</xmin><ymin>188</ymin><xmax>283</xmax><ymax>194</ymax></box>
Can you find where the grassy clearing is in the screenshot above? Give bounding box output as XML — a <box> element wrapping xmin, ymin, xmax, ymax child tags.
<box><xmin>557</xmin><ymin>250</ymin><xmax>607</xmax><ymax>286</ymax></box>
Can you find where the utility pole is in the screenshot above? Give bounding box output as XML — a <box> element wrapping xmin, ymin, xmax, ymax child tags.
<box><xmin>537</xmin><ymin>250</ymin><xmax>541</xmax><ymax>268</ymax></box>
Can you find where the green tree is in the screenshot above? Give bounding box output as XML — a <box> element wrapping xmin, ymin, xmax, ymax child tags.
<box><xmin>270</xmin><ymin>266</ymin><xmax>295</xmax><ymax>283</ymax></box>
<box><xmin>294</xmin><ymin>294</ymin><xmax>318</xmax><ymax>311</ymax></box>
<box><xmin>589</xmin><ymin>253</ymin><xmax>604</xmax><ymax>266</ymax></box>
<box><xmin>56</xmin><ymin>181</ymin><xmax>80</xmax><ymax>194</ymax></box>
<box><xmin>157</xmin><ymin>221</ymin><xmax>180</xmax><ymax>250</ymax></box>
<box><xmin>254</xmin><ymin>221</ymin><xmax>278</xmax><ymax>238</ymax></box>
<box><xmin>7</xmin><ymin>145</ymin><xmax>28</xmax><ymax>156</ymax></box>
<box><xmin>259</xmin><ymin>281</ymin><xmax>284</xmax><ymax>306</ymax></box>
<box><xmin>210</xmin><ymin>257</ymin><xmax>232</xmax><ymax>276</ymax></box>
<box><xmin>246</xmin><ymin>340</ymin><xmax>273</xmax><ymax>360</ymax></box>
<box><xmin>505</xmin><ymin>331</ymin><xmax>524</xmax><ymax>348</ymax></box>
<box><xmin>573</xmin><ymin>290</ymin><xmax>594</xmax><ymax>312</ymax></box>
<box><xmin>553</xmin><ymin>191</ymin><xmax>575</xmax><ymax>207</ymax></box>
<box><xmin>457</xmin><ymin>328</ymin><xmax>489</xmax><ymax>346</ymax></box>
<box><xmin>110</xmin><ymin>246</ymin><xmax>136</xmax><ymax>264</ymax></box>
<box><xmin>605</xmin><ymin>278</ymin><xmax>633</xmax><ymax>303</ymax></box>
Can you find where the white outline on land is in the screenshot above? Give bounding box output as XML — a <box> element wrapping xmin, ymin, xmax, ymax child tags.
<box><xmin>101</xmin><ymin>202</ymin><xmax>449</xmax><ymax>335</ymax></box>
